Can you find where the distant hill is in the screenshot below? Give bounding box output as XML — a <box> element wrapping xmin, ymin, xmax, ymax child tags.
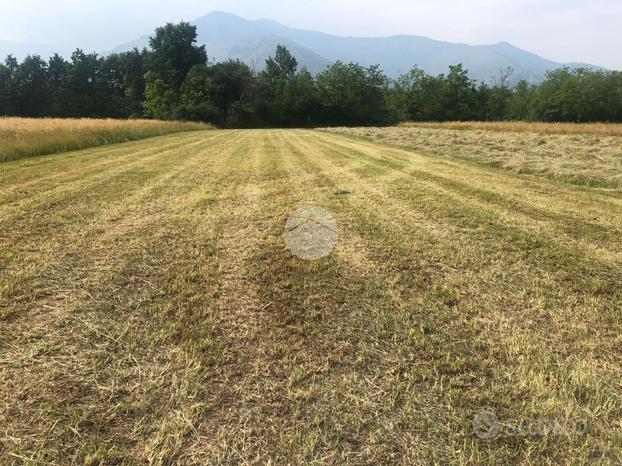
<box><xmin>111</xmin><ymin>12</ymin><xmax>602</xmax><ymax>83</ymax></box>
<box><xmin>111</xmin><ymin>12</ymin><xmax>333</xmax><ymax>74</ymax></box>
<box><xmin>0</xmin><ymin>39</ymin><xmax>72</xmax><ymax>61</ymax></box>
<box><xmin>2</xmin><ymin>11</ymin><xmax>603</xmax><ymax>83</ymax></box>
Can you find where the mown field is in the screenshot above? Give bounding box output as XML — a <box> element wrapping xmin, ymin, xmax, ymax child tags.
<box><xmin>0</xmin><ymin>128</ymin><xmax>621</xmax><ymax>464</ymax></box>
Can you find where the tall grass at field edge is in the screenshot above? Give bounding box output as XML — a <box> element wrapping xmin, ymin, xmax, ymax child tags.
<box><xmin>0</xmin><ymin>118</ymin><xmax>212</xmax><ymax>162</ymax></box>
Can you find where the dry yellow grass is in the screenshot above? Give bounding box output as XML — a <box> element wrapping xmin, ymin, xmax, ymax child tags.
<box><xmin>0</xmin><ymin>129</ymin><xmax>620</xmax><ymax>464</ymax></box>
<box><xmin>0</xmin><ymin>117</ymin><xmax>212</xmax><ymax>162</ymax></box>
<box><xmin>323</xmin><ymin>126</ymin><xmax>622</xmax><ymax>188</ymax></box>
<box><xmin>400</xmin><ymin>121</ymin><xmax>622</xmax><ymax>137</ymax></box>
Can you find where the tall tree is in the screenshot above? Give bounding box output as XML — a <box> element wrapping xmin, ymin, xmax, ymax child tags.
<box><xmin>265</xmin><ymin>45</ymin><xmax>298</xmax><ymax>83</ymax></box>
<box><xmin>282</xmin><ymin>68</ymin><xmax>321</xmax><ymax>126</ymax></box>
<box><xmin>47</xmin><ymin>54</ymin><xmax>70</xmax><ymax>117</ymax></box>
<box><xmin>484</xmin><ymin>67</ymin><xmax>514</xmax><ymax>120</ymax></box>
<box><xmin>118</xmin><ymin>49</ymin><xmax>148</xmax><ymax>117</ymax></box>
<box><xmin>64</xmin><ymin>50</ymin><xmax>102</xmax><ymax>117</ymax></box>
<box><xmin>259</xmin><ymin>45</ymin><xmax>299</xmax><ymax>124</ymax></box>
<box><xmin>208</xmin><ymin>60</ymin><xmax>256</xmax><ymax>126</ymax></box>
<box><xmin>144</xmin><ymin>22</ymin><xmax>207</xmax><ymax>118</ymax></box>
<box><xmin>12</xmin><ymin>55</ymin><xmax>51</xmax><ymax>117</ymax></box>
<box><xmin>506</xmin><ymin>80</ymin><xmax>534</xmax><ymax>120</ymax></box>
<box><xmin>442</xmin><ymin>64</ymin><xmax>477</xmax><ymax>120</ymax></box>
<box><xmin>317</xmin><ymin>62</ymin><xmax>391</xmax><ymax>125</ymax></box>
<box><xmin>147</xmin><ymin>22</ymin><xmax>207</xmax><ymax>87</ymax></box>
<box><xmin>0</xmin><ymin>55</ymin><xmax>19</xmax><ymax>115</ymax></box>
<box><xmin>179</xmin><ymin>64</ymin><xmax>219</xmax><ymax>121</ymax></box>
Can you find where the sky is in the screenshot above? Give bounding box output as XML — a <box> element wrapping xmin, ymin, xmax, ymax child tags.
<box><xmin>0</xmin><ymin>0</ymin><xmax>620</xmax><ymax>69</ymax></box>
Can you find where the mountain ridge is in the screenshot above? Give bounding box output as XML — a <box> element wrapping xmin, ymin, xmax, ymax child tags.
<box><xmin>0</xmin><ymin>38</ymin><xmax>73</xmax><ymax>62</ymax></box>
<box><xmin>2</xmin><ymin>11</ymin><xmax>603</xmax><ymax>83</ymax></box>
<box><xmin>110</xmin><ymin>11</ymin><xmax>603</xmax><ymax>83</ymax></box>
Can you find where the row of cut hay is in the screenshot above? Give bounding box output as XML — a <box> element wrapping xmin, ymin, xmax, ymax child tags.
<box><xmin>321</xmin><ymin>125</ymin><xmax>622</xmax><ymax>188</ymax></box>
<box><xmin>399</xmin><ymin>120</ymin><xmax>622</xmax><ymax>137</ymax></box>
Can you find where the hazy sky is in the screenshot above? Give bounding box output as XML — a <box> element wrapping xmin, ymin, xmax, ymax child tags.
<box><xmin>0</xmin><ymin>0</ymin><xmax>620</xmax><ymax>69</ymax></box>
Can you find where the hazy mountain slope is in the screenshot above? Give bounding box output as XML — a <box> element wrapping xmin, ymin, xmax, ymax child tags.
<box><xmin>225</xmin><ymin>36</ymin><xmax>331</xmax><ymax>73</ymax></box>
<box><xmin>0</xmin><ymin>39</ymin><xmax>72</xmax><ymax>61</ymax></box>
<box><xmin>212</xmin><ymin>13</ymin><xmax>596</xmax><ymax>82</ymax></box>
<box><xmin>111</xmin><ymin>13</ymin><xmax>331</xmax><ymax>73</ymax></box>
<box><xmin>3</xmin><ymin>11</ymin><xmax>602</xmax><ymax>83</ymax></box>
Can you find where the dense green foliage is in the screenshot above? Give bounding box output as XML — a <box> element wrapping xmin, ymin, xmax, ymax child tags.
<box><xmin>1</xmin><ymin>22</ymin><xmax>621</xmax><ymax>126</ymax></box>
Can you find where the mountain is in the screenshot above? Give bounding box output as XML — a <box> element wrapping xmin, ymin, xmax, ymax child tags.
<box><xmin>112</xmin><ymin>12</ymin><xmax>333</xmax><ymax>74</ymax></box>
<box><xmin>0</xmin><ymin>39</ymin><xmax>73</xmax><ymax>61</ymax></box>
<box><xmin>3</xmin><ymin>12</ymin><xmax>602</xmax><ymax>83</ymax></box>
<box><xmin>112</xmin><ymin>12</ymin><xmax>602</xmax><ymax>83</ymax></box>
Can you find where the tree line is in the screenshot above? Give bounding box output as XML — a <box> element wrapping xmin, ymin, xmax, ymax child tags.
<box><xmin>1</xmin><ymin>22</ymin><xmax>621</xmax><ymax>126</ymax></box>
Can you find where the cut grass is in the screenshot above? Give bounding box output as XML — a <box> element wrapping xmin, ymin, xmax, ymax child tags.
<box><xmin>0</xmin><ymin>117</ymin><xmax>212</xmax><ymax>162</ymax></box>
<box><xmin>399</xmin><ymin>121</ymin><xmax>622</xmax><ymax>137</ymax></box>
<box><xmin>322</xmin><ymin>125</ymin><xmax>622</xmax><ymax>188</ymax></box>
<box><xmin>0</xmin><ymin>129</ymin><xmax>620</xmax><ymax>464</ymax></box>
